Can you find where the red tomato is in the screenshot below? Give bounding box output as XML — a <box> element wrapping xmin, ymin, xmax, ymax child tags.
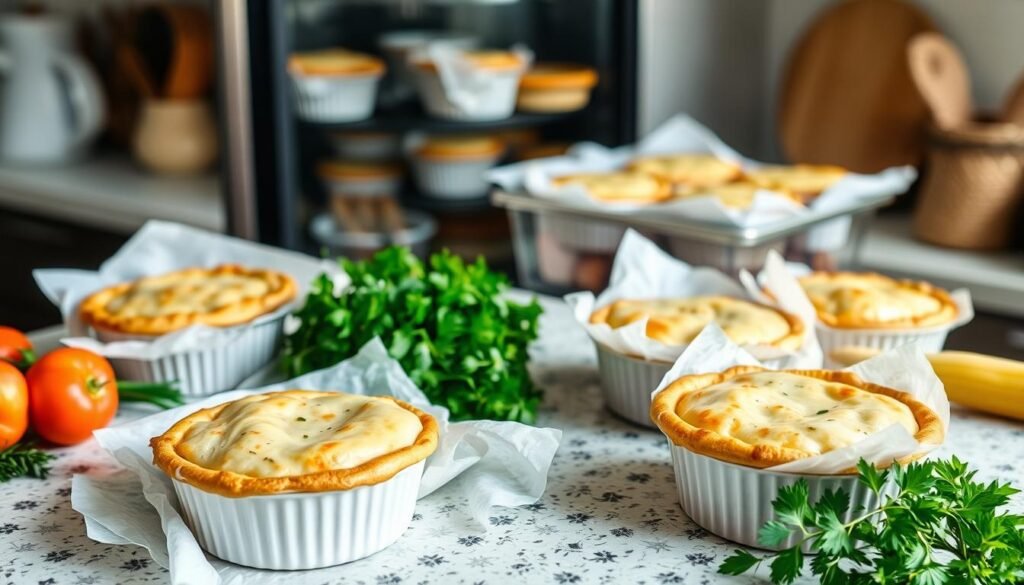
<box><xmin>0</xmin><ymin>326</ymin><xmax>33</xmax><ymax>367</ymax></box>
<box><xmin>0</xmin><ymin>361</ymin><xmax>28</xmax><ymax>448</ymax></box>
<box><xmin>26</xmin><ymin>348</ymin><xmax>118</xmax><ymax>446</ymax></box>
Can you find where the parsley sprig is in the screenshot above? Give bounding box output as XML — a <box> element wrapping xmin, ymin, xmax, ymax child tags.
<box><xmin>282</xmin><ymin>247</ymin><xmax>543</xmax><ymax>423</ymax></box>
<box><xmin>719</xmin><ymin>457</ymin><xmax>1024</xmax><ymax>584</ymax></box>
<box><xmin>0</xmin><ymin>442</ymin><xmax>56</xmax><ymax>482</ymax></box>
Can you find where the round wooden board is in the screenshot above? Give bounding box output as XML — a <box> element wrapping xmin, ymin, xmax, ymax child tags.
<box><xmin>779</xmin><ymin>0</ymin><xmax>936</xmax><ymax>172</ymax></box>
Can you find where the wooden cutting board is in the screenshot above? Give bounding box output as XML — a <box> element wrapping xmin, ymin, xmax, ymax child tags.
<box><xmin>779</xmin><ymin>0</ymin><xmax>936</xmax><ymax>172</ymax></box>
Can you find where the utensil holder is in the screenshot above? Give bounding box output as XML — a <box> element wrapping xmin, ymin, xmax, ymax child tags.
<box><xmin>913</xmin><ymin>122</ymin><xmax>1024</xmax><ymax>250</ymax></box>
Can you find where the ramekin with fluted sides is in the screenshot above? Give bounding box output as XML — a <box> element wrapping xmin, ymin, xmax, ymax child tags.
<box><xmin>595</xmin><ymin>342</ymin><xmax>787</xmax><ymax>428</ymax></box>
<box><xmin>538</xmin><ymin>213</ymin><xmax>625</xmax><ymax>253</ymax></box>
<box><xmin>327</xmin><ymin>132</ymin><xmax>403</xmax><ymax>161</ymax></box>
<box><xmin>412</xmin><ymin>152</ymin><xmax>502</xmax><ymax>199</ymax></box>
<box><xmin>290</xmin><ymin>71</ymin><xmax>384</xmax><ymax>123</ymax></box>
<box><xmin>667</xmin><ymin>446</ymin><xmax>881</xmax><ymax>550</ymax></box>
<box><xmin>172</xmin><ymin>460</ymin><xmax>424</xmax><ymax>570</ymax></box>
<box><xmin>411</xmin><ymin>59</ymin><xmax>525</xmax><ymax>121</ymax></box>
<box><xmin>818</xmin><ymin>323</ymin><xmax>954</xmax><ymax>368</ymax></box>
<box><xmin>91</xmin><ymin>313</ymin><xmax>287</xmax><ymax>397</ymax></box>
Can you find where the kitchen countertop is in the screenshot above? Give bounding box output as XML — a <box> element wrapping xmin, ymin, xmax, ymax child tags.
<box><xmin>2</xmin><ymin>297</ymin><xmax>1022</xmax><ymax>584</ymax></box>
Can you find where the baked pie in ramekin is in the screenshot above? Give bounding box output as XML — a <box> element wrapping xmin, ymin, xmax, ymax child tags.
<box><xmin>78</xmin><ymin>265</ymin><xmax>297</xmax><ymax>396</ymax></box>
<box><xmin>651</xmin><ymin>366</ymin><xmax>943</xmax><ymax>549</ymax></box>
<box><xmin>288</xmin><ymin>49</ymin><xmax>386</xmax><ymax>122</ymax></box>
<box><xmin>152</xmin><ymin>390</ymin><xmax>439</xmax><ymax>569</ymax></box>
<box><xmin>797</xmin><ymin>271</ymin><xmax>961</xmax><ymax>361</ymax></box>
<box><xmin>517</xmin><ymin>63</ymin><xmax>598</xmax><ymax>113</ymax></box>
<box><xmin>412</xmin><ymin>50</ymin><xmax>527</xmax><ymax>121</ymax></box>
<box><xmin>587</xmin><ymin>296</ymin><xmax>804</xmax><ymax>427</ymax></box>
<box><xmin>411</xmin><ymin>134</ymin><xmax>506</xmax><ymax>199</ymax></box>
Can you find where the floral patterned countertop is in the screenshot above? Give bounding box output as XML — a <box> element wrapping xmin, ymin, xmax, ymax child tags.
<box><xmin>3</xmin><ymin>297</ymin><xmax>1023</xmax><ymax>585</ymax></box>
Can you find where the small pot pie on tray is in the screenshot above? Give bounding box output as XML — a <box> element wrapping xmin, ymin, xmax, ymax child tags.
<box><xmin>586</xmin><ymin>296</ymin><xmax>804</xmax><ymax>427</ymax></box>
<box><xmin>78</xmin><ymin>264</ymin><xmax>298</xmax><ymax>396</ymax></box>
<box><xmin>651</xmin><ymin>366</ymin><xmax>944</xmax><ymax>549</ymax></box>
<box><xmin>626</xmin><ymin>153</ymin><xmax>742</xmax><ymax>190</ymax></box>
<box><xmin>797</xmin><ymin>271</ymin><xmax>964</xmax><ymax>361</ymax></box>
<box><xmin>745</xmin><ymin>164</ymin><xmax>847</xmax><ymax>203</ymax></box>
<box><xmin>152</xmin><ymin>390</ymin><xmax>439</xmax><ymax>569</ymax></box>
<box><xmin>541</xmin><ymin>171</ymin><xmax>672</xmax><ymax>253</ymax></box>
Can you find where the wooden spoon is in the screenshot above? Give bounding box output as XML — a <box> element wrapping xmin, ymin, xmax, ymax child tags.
<box><xmin>907</xmin><ymin>32</ymin><xmax>973</xmax><ymax>129</ymax></box>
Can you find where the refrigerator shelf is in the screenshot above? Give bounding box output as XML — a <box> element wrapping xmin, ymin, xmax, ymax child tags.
<box><xmin>298</xmin><ymin>104</ymin><xmax>579</xmax><ymax>134</ymax></box>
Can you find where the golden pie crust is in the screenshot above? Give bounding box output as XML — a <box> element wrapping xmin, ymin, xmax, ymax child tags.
<box><xmin>288</xmin><ymin>49</ymin><xmax>385</xmax><ymax>77</ymax></box>
<box><xmin>745</xmin><ymin>164</ymin><xmax>847</xmax><ymax>203</ymax></box>
<box><xmin>590</xmin><ymin>296</ymin><xmax>804</xmax><ymax>353</ymax></box>
<box><xmin>674</xmin><ymin>181</ymin><xmax>803</xmax><ymax>209</ymax></box>
<box><xmin>651</xmin><ymin>366</ymin><xmax>944</xmax><ymax>470</ymax></box>
<box><xmin>151</xmin><ymin>390</ymin><xmax>439</xmax><ymax>497</ymax></box>
<box><xmin>78</xmin><ymin>265</ymin><xmax>297</xmax><ymax>336</ymax></box>
<box><xmin>627</xmin><ymin>154</ymin><xmax>742</xmax><ymax>189</ymax></box>
<box><xmin>520</xmin><ymin>63</ymin><xmax>598</xmax><ymax>90</ymax></box>
<box><xmin>416</xmin><ymin>135</ymin><xmax>506</xmax><ymax>161</ymax></box>
<box><xmin>551</xmin><ymin>172</ymin><xmax>672</xmax><ymax>204</ymax></box>
<box><xmin>799</xmin><ymin>271</ymin><xmax>958</xmax><ymax>329</ymax></box>
<box><xmin>415</xmin><ymin>50</ymin><xmax>526</xmax><ymax>72</ymax></box>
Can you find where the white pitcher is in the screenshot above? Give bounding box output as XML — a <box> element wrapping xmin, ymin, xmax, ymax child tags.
<box><xmin>0</xmin><ymin>14</ymin><xmax>105</xmax><ymax>164</ymax></box>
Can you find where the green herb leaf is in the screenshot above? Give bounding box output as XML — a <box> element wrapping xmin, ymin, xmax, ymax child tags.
<box><xmin>758</xmin><ymin>520</ymin><xmax>792</xmax><ymax>548</ymax></box>
<box><xmin>718</xmin><ymin>549</ymin><xmax>760</xmax><ymax>575</ymax></box>
<box><xmin>719</xmin><ymin>457</ymin><xmax>1024</xmax><ymax>584</ymax></box>
<box><xmin>281</xmin><ymin>247</ymin><xmax>543</xmax><ymax>423</ymax></box>
<box><xmin>0</xmin><ymin>442</ymin><xmax>56</xmax><ymax>482</ymax></box>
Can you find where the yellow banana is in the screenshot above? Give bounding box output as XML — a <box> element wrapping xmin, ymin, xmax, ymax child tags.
<box><xmin>828</xmin><ymin>348</ymin><xmax>1024</xmax><ymax>422</ymax></box>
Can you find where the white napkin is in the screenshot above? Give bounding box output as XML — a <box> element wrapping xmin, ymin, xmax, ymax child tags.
<box><xmin>652</xmin><ymin>324</ymin><xmax>949</xmax><ymax>474</ymax></box>
<box><xmin>489</xmin><ymin>114</ymin><xmax>917</xmax><ymax>243</ymax></box>
<box><xmin>565</xmin><ymin>229</ymin><xmax>822</xmax><ymax>367</ymax></box>
<box><xmin>32</xmin><ymin>220</ymin><xmax>340</xmax><ymax>359</ymax></box>
<box><xmin>427</xmin><ymin>44</ymin><xmax>532</xmax><ymax>116</ymax></box>
<box><xmin>71</xmin><ymin>338</ymin><xmax>562</xmax><ymax>585</ymax></box>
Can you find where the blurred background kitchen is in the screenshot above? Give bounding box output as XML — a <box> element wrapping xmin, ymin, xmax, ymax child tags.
<box><xmin>1</xmin><ymin>0</ymin><xmax>1022</xmax><ymax>359</ymax></box>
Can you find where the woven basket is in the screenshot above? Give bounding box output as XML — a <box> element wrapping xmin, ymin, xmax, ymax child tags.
<box><xmin>913</xmin><ymin>122</ymin><xmax>1024</xmax><ymax>250</ymax></box>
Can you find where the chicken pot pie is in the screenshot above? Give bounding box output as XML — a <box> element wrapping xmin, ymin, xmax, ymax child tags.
<box><xmin>745</xmin><ymin>164</ymin><xmax>847</xmax><ymax>203</ymax></box>
<box><xmin>799</xmin><ymin>272</ymin><xmax>958</xmax><ymax>329</ymax></box>
<box><xmin>627</xmin><ymin>154</ymin><xmax>742</xmax><ymax>190</ymax></box>
<box><xmin>288</xmin><ymin>49</ymin><xmax>385</xmax><ymax>77</ymax></box>
<box><xmin>673</xmin><ymin>181</ymin><xmax>803</xmax><ymax>209</ymax></box>
<box><xmin>78</xmin><ymin>265</ymin><xmax>297</xmax><ymax>336</ymax></box>
<box><xmin>151</xmin><ymin>390</ymin><xmax>439</xmax><ymax>497</ymax></box>
<box><xmin>651</xmin><ymin>366</ymin><xmax>944</xmax><ymax>469</ymax></box>
<box><xmin>590</xmin><ymin>296</ymin><xmax>804</xmax><ymax>353</ymax></box>
<box><xmin>551</xmin><ymin>171</ymin><xmax>672</xmax><ymax>204</ymax></box>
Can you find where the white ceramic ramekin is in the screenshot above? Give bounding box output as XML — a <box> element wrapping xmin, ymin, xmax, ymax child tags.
<box><xmin>595</xmin><ymin>343</ymin><xmax>786</xmax><ymax>428</ymax></box>
<box><xmin>172</xmin><ymin>460</ymin><xmax>424</xmax><ymax>570</ymax></box>
<box><xmin>818</xmin><ymin>324</ymin><xmax>953</xmax><ymax>368</ymax></box>
<box><xmin>412</xmin><ymin>67</ymin><xmax>523</xmax><ymax>121</ymax></box>
<box><xmin>537</xmin><ymin>213</ymin><xmax>625</xmax><ymax>253</ymax></box>
<box><xmin>327</xmin><ymin>132</ymin><xmax>402</xmax><ymax>161</ymax></box>
<box><xmin>412</xmin><ymin>155</ymin><xmax>500</xmax><ymax>199</ymax></box>
<box><xmin>92</xmin><ymin>313</ymin><xmax>287</xmax><ymax>397</ymax></box>
<box><xmin>666</xmin><ymin>237</ymin><xmax>786</xmax><ymax>275</ymax></box>
<box><xmin>291</xmin><ymin>73</ymin><xmax>383</xmax><ymax>122</ymax></box>
<box><xmin>668</xmin><ymin>444</ymin><xmax>883</xmax><ymax>551</ymax></box>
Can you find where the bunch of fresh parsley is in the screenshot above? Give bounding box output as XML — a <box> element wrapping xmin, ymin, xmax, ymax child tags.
<box><xmin>719</xmin><ymin>457</ymin><xmax>1024</xmax><ymax>584</ymax></box>
<box><xmin>0</xmin><ymin>442</ymin><xmax>55</xmax><ymax>482</ymax></box>
<box><xmin>282</xmin><ymin>247</ymin><xmax>543</xmax><ymax>423</ymax></box>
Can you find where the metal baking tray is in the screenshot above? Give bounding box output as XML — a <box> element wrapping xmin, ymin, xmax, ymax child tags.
<box><xmin>491</xmin><ymin>189</ymin><xmax>896</xmax><ymax>247</ymax></box>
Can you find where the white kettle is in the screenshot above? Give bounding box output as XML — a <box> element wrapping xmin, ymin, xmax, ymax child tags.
<box><xmin>0</xmin><ymin>14</ymin><xmax>105</xmax><ymax>164</ymax></box>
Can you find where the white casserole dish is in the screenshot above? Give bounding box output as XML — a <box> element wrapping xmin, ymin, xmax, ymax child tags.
<box><xmin>290</xmin><ymin>72</ymin><xmax>383</xmax><ymax>123</ymax></box>
<box><xmin>412</xmin><ymin>153</ymin><xmax>502</xmax><ymax>199</ymax></box>
<box><xmin>172</xmin><ymin>460</ymin><xmax>424</xmax><ymax>569</ymax></box>
<box><xmin>412</xmin><ymin>63</ymin><xmax>524</xmax><ymax>121</ymax></box>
